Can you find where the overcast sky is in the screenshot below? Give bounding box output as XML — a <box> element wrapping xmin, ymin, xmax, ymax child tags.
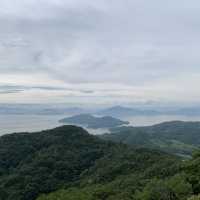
<box><xmin>0</xmin><ymin>0</ymin><xmax>200</xmax><ymax>106</ymax></box>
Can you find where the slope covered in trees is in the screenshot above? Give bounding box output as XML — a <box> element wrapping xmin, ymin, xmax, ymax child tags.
<box><xmin>0</xmin><ymin>126</ymin><xmax>112</xmax><ymax>200</ymax></box>
<box><xmin>0</xmin><ymin>125</ymin><xmax>180</xmax><ymax>200</ymax></box>
<box><xmin>37</xmin><ymin>150</ymin><xmax>200</xmax><ymax>200</ymax></box>
<box><xmin>101</xmin><ymin>121</ymin><xmax>200</xmax><ymax>157</ymax></box>
<box><xmin>0</xmin><ymin>125</ymin><xmax>199</xmax><ymax>200</ymax></box>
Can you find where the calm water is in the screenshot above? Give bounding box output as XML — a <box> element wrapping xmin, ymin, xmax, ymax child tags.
<box><xmin>0</xmin><ymin>114</ymin><xmax>109</xmax><ymax>136</ymax></box>
<box><xmin>1</xmin><ymin>114</ymin><xmax>200</xmax><ymax>136</ymax></box>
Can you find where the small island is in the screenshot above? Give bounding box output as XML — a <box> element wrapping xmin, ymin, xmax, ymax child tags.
<box><xmin>59</xmin><ymin>114</ymin><xmax>129</xmax><ymax>129</ymax></box>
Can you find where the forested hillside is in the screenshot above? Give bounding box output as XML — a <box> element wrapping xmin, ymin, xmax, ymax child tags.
<box><xmin>37</xmin><ymin>148</ymin><xmax>200</xmax><ymax>200</ymax></box>
<box><xmin>101</xmin><ymin>121</ymin><xmax>200</xmax><ymax>157</ymax></box>
<box><xmin>0</xmin><ymin>125</ymin><xmax>199</xmax><ymax>200</ymax></box>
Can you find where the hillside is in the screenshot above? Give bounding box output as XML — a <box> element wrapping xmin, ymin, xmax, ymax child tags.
<box><xmin>59</xmin><ymin>114</ymin><xmax>129</xmax><ymax>129</ymax></box>
<box><xmin>100</xmin><ymin>121</ymin><xmax>200</xmax><ymax>157</ymax></box>
<box><xmin>37</xmin><ymin>149</ymin><xmax>200</xmax><ymax>200</ymax></box>
<box><xmin>0</xmin><ymin>125</ymin><xmax>182</xmax><ymax>200</ymax></box>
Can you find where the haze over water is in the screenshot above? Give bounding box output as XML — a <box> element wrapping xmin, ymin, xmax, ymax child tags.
<box><xmin>1</xmin><ymin>114</ymin><xmax>200</xmax><ymax>136</ymax></box>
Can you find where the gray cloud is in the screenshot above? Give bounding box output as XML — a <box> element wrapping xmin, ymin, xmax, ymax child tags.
<box><xmin>0</xmin><ymin>85</ymin><xmax>95</xmax><ymax>96</ymax></box>
<box><xmin>0</xmin><ymin>85</ymin><xmax>65</xmax><ymax>93</ymax></box>
<box><xmin>0</xmin><ymin>90</ymin><xmax>23</xmax><ymax>94</ymax></box>
<box><xmin>0</xmin><ymin>0</ymin><xmax>200</xmax><ymax>104</ymax></box>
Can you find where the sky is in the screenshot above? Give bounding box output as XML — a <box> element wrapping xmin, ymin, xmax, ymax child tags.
<box><xmin>0</xmin><ymin>0</ymin><xmax>200</xmax><ymax>106</ymax></box>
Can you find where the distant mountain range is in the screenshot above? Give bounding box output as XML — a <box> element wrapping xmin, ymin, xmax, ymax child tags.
<box><xmin>0</xmin><ymin>104</ymin><xmax>85</xmax><ymax>115</ymax></box>
<box><xmin>2</xmin><ymin>104</ymin><xmax>200</xmax><ymax>117</ymax></box>
<box><xmin>100</xmin><ymin>120</ymin><xmax>200</xmax><ymax>157</ymax></box>
<box><xmin>59</xmin><ymin>114</ymin><xmax>129</xmax><ymax>129</ymax></box>
<box><xmin>97</xmin><ymin>105</ymin><xmax>200</xmax><ymax>117</ymax></box>
<box><xmin>97</xmin><ymin>106</ymin><xmax>160</xmax><ymax>117</ymax></box>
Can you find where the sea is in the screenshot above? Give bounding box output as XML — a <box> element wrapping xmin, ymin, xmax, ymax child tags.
<box><xmin>1</xmin><ymin>114</ymin><xmax>200</xmax><ymax>136</ymax></box>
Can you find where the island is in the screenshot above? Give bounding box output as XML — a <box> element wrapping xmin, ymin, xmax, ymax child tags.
<box><xmin>59</xmin><ymin>114</ymin><xmax>129</xmax><ymax>129</ymax></box>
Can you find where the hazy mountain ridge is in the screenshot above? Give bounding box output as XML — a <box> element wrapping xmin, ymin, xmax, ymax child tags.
<box><xmin>2</xmin><ymin>104</ymin><xmax>200</xmax><ymax>117</ymax></box>
<box><xmin>97</xmin><ymin>106</ymin><xmax>200</xmax><ymax>118</ymax></box>
<box><xmin>0</xmin><ymin>104</ymin><xmax>86</xmax><ymax>115</ymax></box>
<box><xmin>97</xmin><ymin>106</ymin><xmax>161</xmax><ymax>117</ymax></box>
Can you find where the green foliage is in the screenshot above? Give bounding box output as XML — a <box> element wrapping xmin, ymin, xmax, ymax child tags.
<box><xmin>1</xmin><ymin>125</ymin><xmax>200</xmax><ymax>200</ymax></box>
<box><xmin>37</xmin><ymin>144</ymin><xmax>200</xmax><ymax>200</ymax></box>
<box><xmin>188</xmin><ymin>195</ymin><xmax>200</xmax><ymax>200</ymax></box>
<box><xmin>0</xmin><ymin>125</ymin><xmax>181</xmax><ymax>200</ymax></box>
<box><xmin>135</xmin><ymin>174</ymin><xmax>192</xmax><ymax>200</ymax></box>
<box><xmin>184</xmin><ymin>151</ymin><xmax>200</xmax><ymax>194</ymax></box>
<box><xmin>135</xmin><ymin>179</ymin><xmax>178</xmax><ymax>200</ymax></box>
<box><xmin>0</xmin><ymin>126</ymin><xmax>112</xmax><ymax>200</ymax></box>
<box><xmin>101</xmin><ymin>121</ymin><xmax>200</xmax><ymax>157</ymax></box>
<box><xmin>37</xmin><ymin>174</ymin><xmax>193</xmax><ymax>200</ymax></box>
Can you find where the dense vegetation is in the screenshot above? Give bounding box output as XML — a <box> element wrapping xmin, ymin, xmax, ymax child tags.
<box><xmin>0</xmin><ymin>125</ymin><xmax>200</xmax><ymax>200</ymax></box>
<box><xmin>59</xmin><ymin>114</ymin><xmax>129</xmax><ymax>129</ymax></box>
<box><xmin>37</xmin><ymin>148</ymin><xmax>200</xmax><ymax>200</ymax></box>
<box><xmin>101</xmin><ymin>121</ymin><xmax>200</xmax><ymax>157</ymax></box>
<box><xmin>0</xmin><ymin>126</ymin><xmax>112</xmax><ymax>200</ymax></box>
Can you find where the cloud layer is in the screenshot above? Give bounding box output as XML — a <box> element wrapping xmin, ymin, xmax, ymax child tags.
<box><xmin>0</xmin><ymin>0</ymin><xmax>200</xmax><ymax>105</ymax></box>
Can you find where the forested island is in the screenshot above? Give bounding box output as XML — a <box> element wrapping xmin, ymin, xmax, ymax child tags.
<box><xmin>59</xmin><ymin>114</ymin><xmax>129</xmax><ymax>129</ymax></box>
